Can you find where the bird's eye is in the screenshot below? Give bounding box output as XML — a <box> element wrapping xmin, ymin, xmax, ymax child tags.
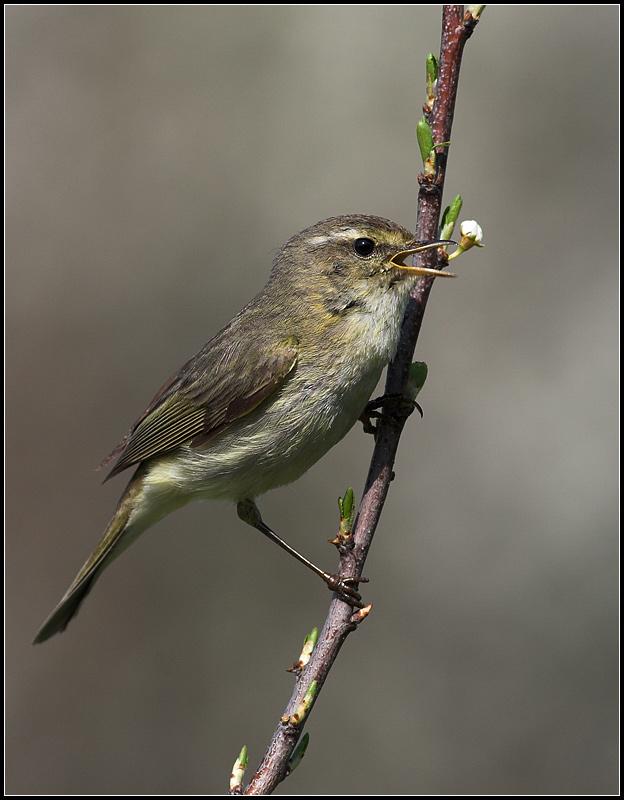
<box><xmin>353</xmin><ymin>237</ymin><xmax>375</xmax><ymax>258</ymax></box>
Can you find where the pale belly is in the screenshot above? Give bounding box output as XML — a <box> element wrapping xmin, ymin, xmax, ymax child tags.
<box><xmin>142</xmin><ymin>358</ymin><xmax>385</xmax><ymax>502</ymax></box>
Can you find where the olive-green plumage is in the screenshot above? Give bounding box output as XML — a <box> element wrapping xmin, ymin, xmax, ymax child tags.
<box><xmin>34</xmin><ymin>214</ymin><xmax>452</xmax><ymax>643</ymax></box>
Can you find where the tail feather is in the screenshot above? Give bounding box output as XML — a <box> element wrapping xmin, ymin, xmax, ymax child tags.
<box><xmin>33</xmin><ymin>573</ymin><xmax>99</xmax><ymax>644</ymax></box>
<box><xmin>33</xmin><ymin>472</ymin><xmax>143</xmax><ymax>644</ymax></box>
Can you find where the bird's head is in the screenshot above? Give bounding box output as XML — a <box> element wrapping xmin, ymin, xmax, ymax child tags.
<box><xmin>271</xmin><ymin>214</ymin><xmax>454</xmax><ymax>319</ymax></box>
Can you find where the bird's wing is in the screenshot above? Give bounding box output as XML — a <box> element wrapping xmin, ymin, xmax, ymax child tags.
<box><xmin>103</xmin><ymin>333</ymin><xmax>299</xmax><ymax>479</ymax></box>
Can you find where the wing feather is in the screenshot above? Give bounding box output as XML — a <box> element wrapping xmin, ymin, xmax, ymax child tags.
<box><xmin>104</xmin><ymin>335</ymin><xmax>298</xmax><ymax>479</ymax></box>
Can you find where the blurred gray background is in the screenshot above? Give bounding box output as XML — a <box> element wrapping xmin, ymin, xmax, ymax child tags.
<box><xmin>6</xmin><ymin>6</ymin><xmax>618</xmax><ymax>795</ymax></box>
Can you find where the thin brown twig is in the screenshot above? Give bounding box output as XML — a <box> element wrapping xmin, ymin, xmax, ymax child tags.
<box><xmin>242</xmin><ymin>6</ymin><xmax>481</xmax><ymax>794</ymax></box>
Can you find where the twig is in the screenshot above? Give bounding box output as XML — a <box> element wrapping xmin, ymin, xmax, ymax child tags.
<box><xmin>242</xmin><ymin>6</ymin><xmax>482</xmax><ymax>794</ymax></box>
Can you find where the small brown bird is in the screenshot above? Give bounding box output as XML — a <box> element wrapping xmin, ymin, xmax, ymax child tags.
<box><xmin>34</xmin><ymin>214</ymin><xmax>453</xmax><ymax>643</ymax></box>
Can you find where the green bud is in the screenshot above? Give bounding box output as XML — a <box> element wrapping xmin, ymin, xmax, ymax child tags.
<box><xmin>426</xmin><ymin>53</ymin><xmax>438</xmax><ymax>87</ymax></box>
<box><xmin>417</xmin><ymin>117</ymin><xmax>434</xmax><ymax>165</ymax></box>
<box><xmin>440</xmin><ymin>194</ymin><xmax>463</xmax><ymax>240</ymax></box>
<box><xmin>287</xmin><ymin>733</ymin><xmax>310</xmax><ymax>775</ymax></box>
<box><xmin>229</xmin><ymin>745</ymin><xmax>249</xmax><ymax>792</ymax></box>
<box><xmin>305</xmin><ymin>626</ymin><xmax>319</xmax><ymax>649</ymax></box>
<box><xmin>406</xmin><ymin>362</ymin><xmax>428</xmax><ymax>401</ymax></box>
<box><xmin>337</xmin><ymin>488</ymin><xmax>355</xmax><ymax>538</ymax></box>
<box><xmin>299</xmin><ymin>627</ymin><xmax>318</xmax><ymax>668</ymax></box>
<box><xmin>424</xmin><ymin>53</ymin><xmax>439</xmax><ymax>112</ymax></box>
<box><xmin>341</xmin><ymin>488</ymin><xmax>354</xmax><ymax>522</ymax></box>
<box><xmin>467</xmin><ymin>5</ymin><xmax>486</xmax><ymax>20</ymax></box>
<box><xmin>288</xmin><ymin>626</ymin><xmax>319</xmax><ymax>672</ymax></box>
<box><xmin>291</xmin><ymin>680</ymin><xmax>317</xmax><ymax>724</ymax></box>
<box><xmin>302</xmin><ymin>680</ymin><xmax>318</xmax><ymax>708</ymax></box>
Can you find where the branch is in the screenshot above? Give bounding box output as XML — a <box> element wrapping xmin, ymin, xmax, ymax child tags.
<box><xmin>241</xmin><ymin>6</ymin><xmax>483</xmax><ymax>794</ymax></box>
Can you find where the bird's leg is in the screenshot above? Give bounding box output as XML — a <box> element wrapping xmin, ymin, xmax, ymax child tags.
<box><xmin>359</xmin><ymin>393</ymin><xmax>423</xmax><ymax>436</ymax></box>
<box><xmin>237</xmin><ymin>499</ymin><xmax>366</xmax><ymax>608</ymax></box>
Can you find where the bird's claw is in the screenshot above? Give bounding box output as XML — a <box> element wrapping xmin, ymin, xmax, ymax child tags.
<box><xmin>325</xmin><ymin>574</ymin><xmax>369</xmax><ymax>608</ymax></box>
<box><xmin>359</xmin><ymin>408</ymin><xmax>382</xmax><ymax>436</ymax></box>
<box><xmin>360</xmin><ymin>394</ymin><xmax>422</xmax><ymax>435</ymax></box>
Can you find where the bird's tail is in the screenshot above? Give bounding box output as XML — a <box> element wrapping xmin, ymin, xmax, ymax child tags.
<box><xmin>33</xmin><ymin>470</ymin><xmax>147</xmax><ymax>644</ymax></box>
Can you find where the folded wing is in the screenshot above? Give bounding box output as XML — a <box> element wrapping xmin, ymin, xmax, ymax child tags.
<box><xmin>104</xmin><ymin>334</ymin><xmax>299</xmax><ymax>479</ymax></box>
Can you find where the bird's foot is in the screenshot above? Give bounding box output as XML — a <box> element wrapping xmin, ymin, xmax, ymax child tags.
<box><xmin>324</xmin><ymin>573</ymin><xmax>369</xmax><ymax>608</ymax></box>
<box><xmin>359</xmin><ymin>406</ymin><xmax>382</xmax><ymax>436</ymax></box>
<box><xmin>360</xmin><ymin>393</ymin><xmax>422</xmax><ymax>435</ymax></box>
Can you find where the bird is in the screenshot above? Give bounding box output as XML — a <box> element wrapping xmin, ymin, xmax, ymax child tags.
<box><xmin>34</xmin><ymin>214</ymin><xmax>453</xmax><ymax>643</ymax></box>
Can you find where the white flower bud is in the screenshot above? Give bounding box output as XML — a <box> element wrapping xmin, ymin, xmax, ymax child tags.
<box><xmin>448</xmin><ymin>219</ymin><xmax>484</xmax><ymax>260</ymax></box>
<box><xmin>459</xmin><ymin>219</ymin><xmax>483</xmax><ymax>245</ymax></box>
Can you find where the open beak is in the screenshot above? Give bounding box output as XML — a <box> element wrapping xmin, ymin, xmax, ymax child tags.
<box><xmin>389</xmin><ymin>239</ymin><xmax>456</xmax><ymax>278</ymax></box>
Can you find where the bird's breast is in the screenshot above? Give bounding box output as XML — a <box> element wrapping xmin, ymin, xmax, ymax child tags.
<box><xmin>144</xmin><ymin>291</ymin><xmax>407</xmax><ymax>500</ymax></box>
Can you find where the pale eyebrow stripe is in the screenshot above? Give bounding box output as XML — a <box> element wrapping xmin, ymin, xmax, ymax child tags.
<box><xmin>305</xmin><ymin>229</ymin><xmax>364</xmax><ymax>246</ymax></box>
